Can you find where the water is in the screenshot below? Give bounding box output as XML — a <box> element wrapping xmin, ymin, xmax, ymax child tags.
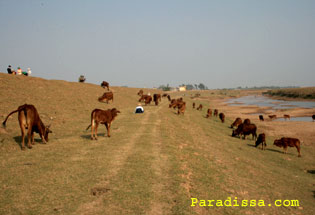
<box><xmin>226</xmin><ymin>95</ymin><xmax>315</xmax><ymax>109</ymax></box>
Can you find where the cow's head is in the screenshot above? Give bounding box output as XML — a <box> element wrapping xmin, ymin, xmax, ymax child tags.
<box><xmin>232</xmin><ymin>130</ymin><xmax>238</xmax><ymax>137</ymax></box>
<box><xmin>44</xmin><ymin>125</ymin><xmax>52</xmax><ymax>142</ymax></box>
<box><xmin>273</xmin><ymin>139</ymin><xmax>281</xmax><ymax>147</ymax></box>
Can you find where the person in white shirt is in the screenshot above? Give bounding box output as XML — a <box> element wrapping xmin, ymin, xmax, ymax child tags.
<box><xmin>135</xmin><ymin>103</ymin><xmax>144</xmax><ymax>113</ymax></box>
<box><xmin>27</xmin><ymin>68</ymin><xmax>31</xmax><ymax>76</ymax></box>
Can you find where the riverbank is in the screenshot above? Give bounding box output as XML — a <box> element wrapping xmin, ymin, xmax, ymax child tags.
<box><xmin>264</xmin><ymin>87</ymin><xmax>315</xmax><ymax>100</ymax></box>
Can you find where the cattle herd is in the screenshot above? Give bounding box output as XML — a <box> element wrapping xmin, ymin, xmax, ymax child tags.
<box><xmin>2</xmin><ymin>83</ymin><xmax>313</xmax><ymax>158</ymax></box>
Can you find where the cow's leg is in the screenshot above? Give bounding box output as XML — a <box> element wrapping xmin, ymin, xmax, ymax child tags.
<box><xmin>107</xmin><ymin>123</ymin><xmax>111</xmax><ymax>137</ymax></box>
<box><xmin>31</xmin><ymin>131</ymin><xmax>35</xmax><ymax>145</ymax></box>
<box><xmin>296</xmin><ymin>146</ymin><xmax>301</xmax><ymax>157</ymax></box>
<box><xmin>95</xmin><ymin>123</ymin><xmax>99</xmax><ymax>140</ymax></box>
<box><xmin>27</xmin><ymin>129</ymin><xmax>33</xmax><ymax>149</ymax></box>
<box><xmin>284</xmin><ymin>146</ymin><xmax>287</xmax><ymax>154</ymax></box>
<box><xmin>20</xmin><ymin>125</ymin><xmax>26</xmax><ymax>150</ymax></box>
<box><xmin>104</xmin><ymin>123</ymin><xmax>109</xmax><ymax>137</ymax></box>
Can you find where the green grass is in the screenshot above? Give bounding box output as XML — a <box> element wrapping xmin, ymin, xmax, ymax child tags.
<box><xmin>264</xmin><ymin>87</ymin><xmax>315</xmax><ymax>99</ymax></box>
<box><xmin>0</xmin><ymin>73</ymin><xmax>314</xmax><ymax>215</ymax></box>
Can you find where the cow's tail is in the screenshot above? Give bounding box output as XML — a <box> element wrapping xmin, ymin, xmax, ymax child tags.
<box><xmin>2</xmin><ymin>108</ymin><xmax>22</xmax><ymax>128</ymax></box>
<box><xmin>86</xmin><ymin>124</ymin><xmax>92</xmax><ymax>130</ymax></box>
<box><xmin>86</xmin><ymin>110</ymin><xmax>96</xmax><ymax>130</ymax></box>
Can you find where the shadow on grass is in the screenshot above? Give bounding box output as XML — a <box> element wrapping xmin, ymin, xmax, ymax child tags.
<box><xmin>80</xmin><ymin>134</ymin><xmax>109</xmax><ymax>140</ymax></box>
<box><xmin>13</xmin><ymin>136</ymin><xmax>43</xmax><ymax>148</ymax></box>
<box><xmin>307</xmin><ymin>170</ymin><xmax>315</xmax><ymax>174</ymax></box>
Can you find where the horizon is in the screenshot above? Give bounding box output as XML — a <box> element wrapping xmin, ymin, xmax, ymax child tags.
<box><xmin>1</xmin><ymin>0</ymin><xmax>314</xmax><ymax>88</ymax></box>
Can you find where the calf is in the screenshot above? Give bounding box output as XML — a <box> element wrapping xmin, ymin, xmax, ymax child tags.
<box><xmin>2</xmin><ymin>104</ymin><xmax>52</xmax><ymax>150</ymax></box>
<box><xmin>192</xmin><ymin>102</ymin><xmax>195</xmax><ymax>109</ymax></box>
<box><xmin>219</xmin><ymin>113</ymin><xmax>225</xmax><ymax>123</ymax></box>
<box><xmin>232</xmin><ymin>123</ymin><xmax>257</xmax><ymax>140</ymax></box>
<box><xmin>137</xmin><ymin>90</ymin><xmax>144</xmax><ymax>96</ymax></box>
<box><xmin>177</xmin><ymin>102</ymin><xmax>186</xmax><ymax>115</ymax></box>
<box><xmin>244</xmin><ymin>118</ymin><xmax>251</xmax><ymax>125</ymax></box>
<box><xmin>255</xmin><ymin>133</ymin><xmax>266</xmax><ymax>150</ymax></box>
<box><xmin>196</xmin><ymin>104</ymin><xmax>203</xmax><ymax>111</ymax></box>
<box><xmin>153</xmin><ymin>94</ymin><xmax>161</xmax><ymax>105</ymax></box>
<box><xmin>273</xmin><ymin>137</ymin><xmax>301</xmax><ymax>157</ymax></box>
<box><xmin>269</xmin><ymin>115</ymin><xmax>277</xmax><ymax>120</ymax></box>
<box><xmin>283</xmin><ymin>114</ymin><xmax>290</xmax><ymax>120</ymax></box>
<box><xmin>206</xmin><ymin>109</ymin><xmax>212</xmax><ymax>118</ymax></box>
<box><xmin>214</xmin><ymin>109</ymin><xmax>218</xmax><ymax>117</ymax></box>
<box><xmin>101</xmin><ymin>81</ymin><xmax>109</xmax><ymax>90</ymax></box>
<box><xmin>98</xmin><ymin>91</ymin><xmax>114</xmax><ymax>103</ymax></box>
<box><xmin>231</xmin><ymin>117</ymin><xmax>242</xmax><ymax>128</ymax></box>
<box><xmin>259</xmin><ymin>115</ymin><xmax>264</xmax><ymax>121</ymax></box>
<box><xmin>86</xmin><ymin>108</ymin><xmax>120</xmax><ymax>140</ymax></box>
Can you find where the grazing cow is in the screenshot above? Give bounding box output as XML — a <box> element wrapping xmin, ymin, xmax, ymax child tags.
<box><xmin>162</xmin><ymin>93</ymin><xmax>168</xmax><ymax>97</ymax></box>
<box><xmin>169</xmin><ymin>99</ymin><xmax>184</xmax><ymax>109</ymax></box>
<box><xmin>244</xmin><ymin>118</ymin><xmax>251</xmax><ymax>125</ymax></box>
<box><xmin>232</xmin><ymin>123</ymin><xmax>257</xmax><ymax>140</ymax></box>
<box><xmin>177</xmin><ymin>102</ymin><xmax>186</xmax><ymax>115</ymax></box>
<box><xmin>269</xmin><ymin>115</ymin><xmax>277</xmax><ymax>120</ymax></box>
<box><xmin>214</xmin><ymin>109</ymin><xmax>218</xmax><ymax>117</ymax></box>
<box><xmin>259</xmin><ymin>115</ymin><xmax>264</xmax><ymax>121</ymax></box>
<box><xmin>192</xmin><ymin>102</ymin><xmax>195</xmax><ymax>109</ymax></box>
<box><xmin>86</xmin><ymin>108</ymin><xmax>120</xmax><ymax>139</ymax></box>
<box><xmin>206</xmin><ymin>109</ymin><xmax>212</xmax><ymax>118</ymax></box>
<box><xmin>2</xmin><ymin>104</ymin><xmax>52</xmax><ymax>150</ymax></box>
<box><xmin>137</xmin><ymin>90</ymin><xmax>144</xmax><ymax>96</ymax></box>
<box><xmin>167</xmin><ymin>95</ymin><xmax>171</xmax><ymax>101</ymax></box>
<box><xmin>98</xmin><ymin>91</ymin><xmax>114</xmax><ymax>103</ymax></box>
<box><xmin>255</xmin><ymin>133</ymin><xmax>266</xmax><ymax>150</ymax></box>
<box><xmin>101</xmin><ymin>81</ymin><xmax>109</xmax><ymax>90</ymax></box>
<box><xmin>283</xmin><ymin>114</ymin><xmax>290</xmax><ymax>120</ymax></box>
<box><xmin>312</xmin><ymin>115</ymin><xmax>315</xmax><ymax>121</ymax></box>
<box><xmin>273</xmin><ymin>137</ymin><xmax>301</xmax><ymax>157</ymax></box>
<box><xmin>219</xmin><ymin>113</ymin><xmax>225</xmax><ymax>123</ymax></box>
<box><xmin>153</xmin><ymin>94</ymin><xmax>161</xmax><ymax>105</ymax></box>
<box><xmin>197</xmin><ymin>104</ymin><xmax>203</xmax><ymax>111</ymax></box>
<box><xmin>139</xmin><ymin>95</ymin><xmax>152</xmax><ymax>105</ymax></box>
<box><xmin>231</xmin><ymin>117</ymin><xmax>242</xmax><ymax>128</ymax></box>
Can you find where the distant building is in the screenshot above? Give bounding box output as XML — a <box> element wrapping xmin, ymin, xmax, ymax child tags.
<box><xmin>179</xmin><ymin>86</ymin><xmax>186</xmax><ymax>92</ymax></box>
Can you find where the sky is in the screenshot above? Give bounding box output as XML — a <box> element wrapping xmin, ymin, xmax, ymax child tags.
<box><xmin>0</xmin><ymin>0</ymin><xmax>314</xmax><ymax>89</ymax></box>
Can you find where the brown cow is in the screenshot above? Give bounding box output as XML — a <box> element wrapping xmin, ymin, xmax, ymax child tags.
<box><xmin>219</xmin><ymin>113</ymin><xmax>225</xmax><ymax>123</ymax></box>
<box><xmin>153</xmin><ymin>94</ymin><xmax>161</xmax><ymax>105</ymax></box>
<box><xmin>2</xmin><ymin>104</ymin><xmax>52</xmax><ymax>150</ymax></box>
<box><xmin>192</xmin><ymin>102</ymin><xmax>195</xmax><ymax>109</ymax></box>
<box><xmin>98</xmin><ymin>91</ymin><xmax>114</xmax><ymax>103</ymax></box>
<box><xmin>231</xmin><ymin>117</ymin><xmax>242</xmax><ymax>128</ymax></box>
<box><xmin>232</xmin><ymin>123</ymin><xmax>257</xmax><ymax>140</ymax></box>
<box><xmin>273</xmin><ymin>137</ymin><xmax>301</xmax><ymax>157</ymax></box>
<box><xmin>259</xmin><ymin>115</ymin><xmax>264</xmax><ymax>121</ymax></box>
<box><xmin>206</xmin><ymin>109</ymin><xmax>212</xmax><ymax>118</ymax></box>
<box><xmin>255</xmin><ymin>133</ymin><xmax>266</xmax><ymax>150</ymax></box>
<box><xmin>244</xmin><ymin>118</ymin><xmax>251</xmax><ymax>125</ymax></box>
<box><xmin>86</xmin><ymin>108</ymin><xmax>120</xmax><ymax>140</ymax></box>
<box><xmin>101</xmin><ymin>81</ymin><xmax>109</xmax><ymax>90</ymax></box>
<box><xmin>177</xmin><ymin>102</ymin><xmax>186</xmax><ymax>115</ymax></box>
<box><xmin>214</xmin><ymin>109</ymin><xmax>218</xmax><ymax>117</ymax></box>
<box><xmin>269</xmin><ymin>115</ymin><xmax>277</xmax><ymax>120</ymax></box>
<box><xmin>312</xmin><ymin>115</ymin><xmax>315</xmax><ymax>121</ymax></box>
<box><xmin>283</xmin><ymin>114</ymin><xmax>290</xmax><ymax>120</ymax></box>
<box><xmin>139</xmin><ymin>95</ymin><xmax>152</xmax><ymax>105</ymax></box>
<box><xmin>196</xmin><ymin>104</ymin><xmax>203</xmax><ymax>111</ymax></box>
<box><xmin>137</xmin><ymin>90</ymin><xmax>144</xmax><ymax>96</ymax></box>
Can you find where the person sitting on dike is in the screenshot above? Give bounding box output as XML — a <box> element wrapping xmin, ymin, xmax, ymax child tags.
<box><xmin>135</xmin><ymin>103</ymin><xmax>144</xmax><ymax>114</ymax></box>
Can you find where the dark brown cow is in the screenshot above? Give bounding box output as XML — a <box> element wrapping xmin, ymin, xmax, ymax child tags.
<box><xmin>167</xmin><ymin>95</ymin><xmax>171</xmax><ymax>101</ymax></box>
<box><xmin>273</xmin><ymin>137</ymin><xmax>301</xmax><ymax>157</ymax></box>
<box><xmin>206</xmin><ymin>109</ymin><xmax>212</xmax><ymax>118</ymax></box>
<box><xmin>244</xmin><ymin>118</ymin><xmax>251</xmax><ymax>125</ymax></box>
<box><xmin>192</xmin><ymin>102</ymin><xmax>195</xmax><ymax>109</ymax></box>
<box><xmin>269</xmin><ymin>115</ymin><xmax>277</xmax><ymax>120</ymax></box>
<box><xmin>312</xmin><ymin>115</ymin><xmax>315</xmax><ymax>121</ymax></box>
<box><xmin>255</xmin><ymin>133</ymin><xmax>266</xmax><ymax>150</ymax></box>
<box><xmin>219</xmin><ymin>113</ymin><xmax>225</xmax><ymax>123</ymax></box>
<box><xmin>137</xmin><ymin>90</ymin><xmax>144</xmax><ymax>96</ymax></box>
<box><xmin>169</xmin><ymin>99</ymin><xmax>184</xmax><ymax>109</ymax></box>
<box><xmin>153</xmin><ymin>94</ymin><xmax>161</xmax><ymax>105</ymax></box>
<box><xmin>259</xmin><ymin>115</ymin><xmax>264</xmax><ymax>121</ymax></box>
<box><xmin>283</xmin><ymin>114</ymin><xmax>290</xmax><ymax>120</ymax></box>
<box><xmin>2</xmin><ymin>104</ymin><xmax>52</xmax><ymax>150</ymax></box>
<box><xmin>162</xmin><ymin>93</ymin><xmax>168</xmax><ymax>97</ymax></box>
<box><xmin>86</xmin><ymin>108</ymin><xmax>120</xmax><ymax>139</ymax></box>
<box><xmin>177</xmin><ymin>102</ymin><xmax>186</xmax><ymax>115</ymax></box>
<box><xmin>139</xmin><ymin>95</ymin><xmax>152</xmax><ymax>105</ymax></box>
<box><xmin>101</xmin><ymin>81</ymin><xmax>109</xmax><ymax>90</ymax></box>
<box><xmin>98</xmin><ymin>91</ymin><xmax>114</xmax><ymax>103</ymax></box>
<box><xmin>232</xmin><ymin>123</ymin><xmax>257</xmax><ymax>140</ymax></box>
<box><xmin>196</xmin><ymin>104</ymin><xmax>203</xmax><ymax>111</ymax></box>
<box><xmin>231</xmin><ymin>117</ymin><xmax>242</xmax><ymax>128</ymax></box>
<box><xmin>214</xmin><ymin>109</ymin><xmax>218</xmax><ymax>117</ymax></box>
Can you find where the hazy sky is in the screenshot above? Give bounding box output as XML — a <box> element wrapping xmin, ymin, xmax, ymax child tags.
<box><xmin>0</xmin><ymin>0</ymin><xmax>314</xmax><ymax>88</ymax></box>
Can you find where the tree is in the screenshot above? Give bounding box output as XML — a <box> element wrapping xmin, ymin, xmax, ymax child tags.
<box><xmin>198</xmin><ymin>83</ymin><xmax>206</xmax><ymax>90</ymax></box>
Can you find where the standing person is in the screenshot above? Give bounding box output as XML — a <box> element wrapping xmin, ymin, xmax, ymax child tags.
<box><xmin>27</xmin><ymin>68</ymin><xmax>31</xmax><ymax>76</ymax></box>
<box><xmin>135</xmin><ymin>103</ymin><xmax>144</xmax><ymax>113</ymax></box>
<box><xmin>17</xmin><ymin>67</ymin><xmax>22</xmax><ymax>75</ymax></box>
<box><xmin>7</xmin><ymin>65</ymin><xmax>12</xmax><ymax>74</ymax></box>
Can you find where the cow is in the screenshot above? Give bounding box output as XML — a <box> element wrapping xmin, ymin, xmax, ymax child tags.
<box><xmin>219</xmin><ymin>113</ymin><xmax>225</xmax><ymax>123</ymax></box>
<box><xmin>169</xmin><ymin>99</ymin><xmax>184</xmax><ymax>109</ymax></box>
<box><xmin>98</xmin><ymin>91</ymin><xmax>114</xmax><ymax>103</ymax></box>
<box><xmin>137</xmin><ymin>90</ymin><xmax>144</xmax><ymax>96</ymax></box>
<box><xmin>139</xmin><ymin>95</ymin><xmax>152</xmax><ymax>105</ymax></box>
<box><xmin>232</xmin><ymin>123</ymin><xmax>257</xmax><ymax>140</ymax></box>
<box><xmin>283</xmin><ymin>114</ymin><xmax>290</xmax><ymax>120</ymax></box>
<box><xmin>269</xmin><ymin>115</ymin><xmax>277</xmax><ymax>120</ymax></box>
<box><xmin>214</xmin><ymin>109</ymin><xmax>218</xmax><ymax>117</ymax></box>
<box><xmin>244</xmin><ymin>118</ymin><xmax>251</xmax><ymax>125</ymax></box>
<box><xmin>192</xmin><ymin>102</ymin><xmax>195</xmax><ymax>109</ymax></box>
<box><xmin>86</xmin><ymin>108</ymin><xmax>120</xmax><ymax>140</ymax></box>
<box><xmin>313</xmin><ymin>115</ymin><xmax>315</xmax><ymax>122</ymax></box>
<box><xmin>255</xmin><ymin>133</ymin><xmax>266</xmax><ymax>150</ymax></box>
<box><xmin>101</xmin><ymin>81</ymin><xmax>109</xmax><ymax>90</ymax></box>
<box><xmin>231</xmin><ymin>117</ymin><xmax>242</xmax><ymax>128</ymax></box>
<box><xmin>273</xmin><ymin>137</ymin><xmax>301</xmax><ymax>157</ymax></box>
<box><xmin>259</xmin><ymin>115</ymin><xmax>264</xmax><ymax>121</ymax></box>
<box><xmin>153</xmin><ymin>94</ymin><xmax>161</xmax><ymax>105</ymax></box>
<box><xmin>177</xmin><ymin>102</ymin><xmax>186</xmax><ymax>115</ymax></box>
<box><xmin>196</xmin><ymin>104</ymin><xmax>203</xmax><ymax>111</ymax></box>
<box><xmin>2</xmin><ymin>104</ymin><xmax>52</xmax><ymax>150</ymax></box>
<box><xmin>162</xmin><ymin>93</ymin><xmax>168</xmax><ymax>97</ymax></box>
<box><xmin>167</xmin><ymin>95</ymin><xmax>171</xmax><ymax>101</ymax></box>
<box><xmin>206</xmin><ymin>109</ymin><xmax>212</xmax><ymax>118</ymax></box>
